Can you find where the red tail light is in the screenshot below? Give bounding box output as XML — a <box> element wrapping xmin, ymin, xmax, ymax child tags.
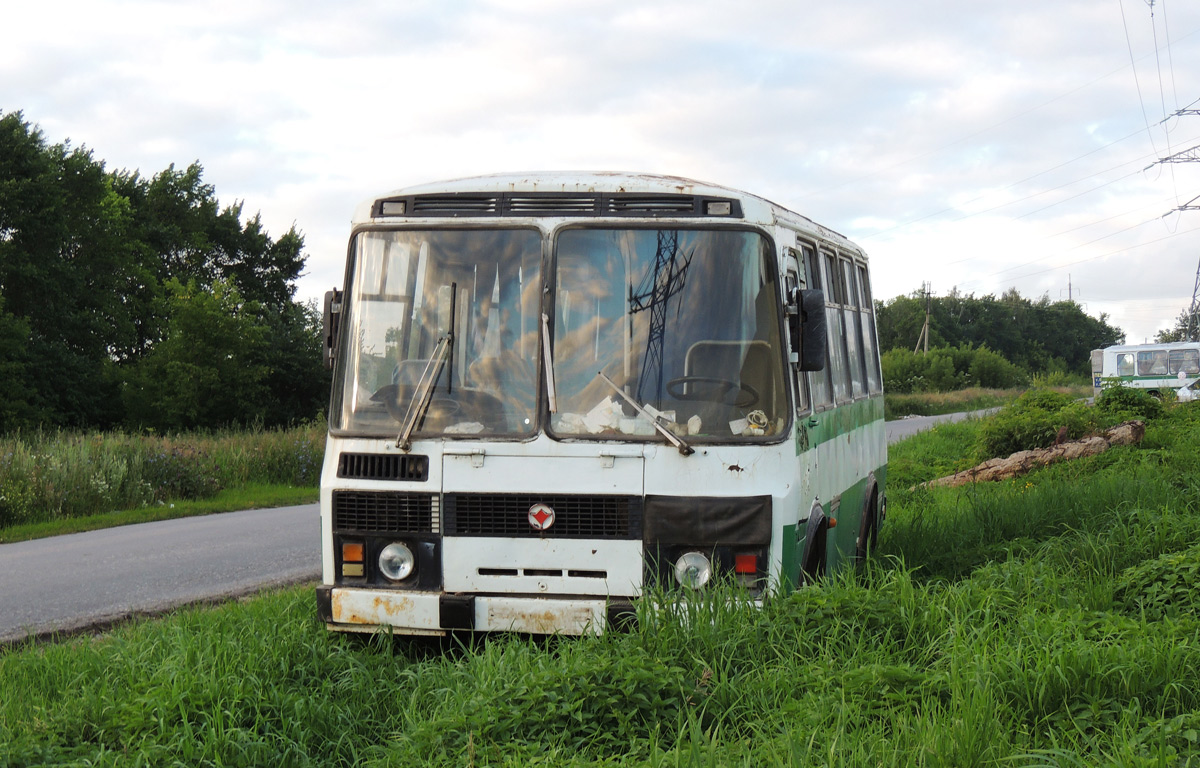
<box><xmin>734</xmin><ymin>553</ymin><xmax>757</xmax><ymax>574</ymax></box>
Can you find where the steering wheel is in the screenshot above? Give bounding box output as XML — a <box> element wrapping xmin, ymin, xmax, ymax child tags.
<box><xmin>371</xmin><ymin>384</ymin><xmax>509</xmax><ymax>427</ymax></box>
<box><xmin>665</xmin><ymin>376</ymin><xmax>759</xmax><ymax>408</ymax></box>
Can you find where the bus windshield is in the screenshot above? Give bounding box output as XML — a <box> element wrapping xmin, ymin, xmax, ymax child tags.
<box><xmin>550</xmin><ymin>228</ymin><xmax>788</xmax><ymax>442</ymax></box>
<box><xmin>335</xmin><ymin>228</ymin><xmax>542</xmax><ymax>437</ymax></box>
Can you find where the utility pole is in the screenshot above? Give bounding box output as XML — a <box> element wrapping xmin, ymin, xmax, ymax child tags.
<box><xmin>913</xmin><ymin>282</ymin><xmax>932</xmax><ymax>354</ymax></box>
<box><xmin>1154</xmin><ymin>99</ymin><xmax>1200</xmax><ymax>341</ymax></box>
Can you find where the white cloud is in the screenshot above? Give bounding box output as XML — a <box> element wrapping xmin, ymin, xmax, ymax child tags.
<box><xmin>3</xmin><ymin>0</ymin><xmax>1200</xmax><ymax>342</ymax></box>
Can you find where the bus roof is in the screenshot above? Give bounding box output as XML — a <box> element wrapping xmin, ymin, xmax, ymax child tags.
<box><xmin>1099</xmin><ymin>341</ymin><xmax>1200</xmax><ymax>353</ymax></box>
<box><xmin>352</xmin><ymin>171</ymin><xmax>865</xmax><ymax>256</ymax></box>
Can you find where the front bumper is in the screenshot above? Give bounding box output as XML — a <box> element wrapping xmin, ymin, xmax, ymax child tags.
<box><xmin>316</xmin><ymin>586</ymin><xmax>635</xmax><ymax>636</ymax></box>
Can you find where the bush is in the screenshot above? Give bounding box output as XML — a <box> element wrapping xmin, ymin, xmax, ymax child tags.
<box><xmin>1096</xmin><ymin>385</ymin><xmax>1165</xmax><ymax>422</ymax></box>
<box><xmin>1114</xmin><ymin>543</ymin><xmax>1200</xmax><ymax>621</ymax></box>
<box><xmin>882</xmin><ymin>344</ymin><xmax>1028</xmax><ymax>394</ymax></box>
<box><xmin>0</xmin><ymin>424</ymin><xmax>325</xmax><ymax>529</ymax></box>
<box><xmin>973</xmin><ymin>389</ymin><xmax>1098</xmax><ymax>459</ymax></box>
<box><xmin>968</xmin><ymin>346</ymin><xmax>1026</xmax><ymax>389</ymax></box>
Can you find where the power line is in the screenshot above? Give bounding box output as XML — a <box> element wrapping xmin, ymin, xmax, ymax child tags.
<box><xmin>1119</xmin><ymin>0</ymin><xmax>1162</xmax><ymax>156</ymax></box>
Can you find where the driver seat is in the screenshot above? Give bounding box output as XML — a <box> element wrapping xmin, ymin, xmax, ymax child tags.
<box><xmin>683</xmin><ymin>339</ymin><xmax>777</xmax><ymax>416</ymax></box>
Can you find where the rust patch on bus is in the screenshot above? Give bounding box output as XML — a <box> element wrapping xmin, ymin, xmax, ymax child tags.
<box><xmin>488</xmin><ymin>603</ymin><xmax>594</xmax><ymax>634</ymax></box>
<box><xmin>332</xmin><ymin>591</ymin><xmax>415</xmax><ymax>625</ymax></box>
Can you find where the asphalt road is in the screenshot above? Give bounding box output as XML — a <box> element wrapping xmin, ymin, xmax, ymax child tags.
<box><xmin>0</xmin><ymin>412</ymin><xmax>980</xmax><ymax>645</ymax></box>
<box><xmin>884</xmin><ymin>409</ymin><xmax>996</xmax><ymax>444</ymax></box>
<box><xmin>0</xmin><ymin>503</ymin><xmax>320</xmax><ymax>644</ymax></box>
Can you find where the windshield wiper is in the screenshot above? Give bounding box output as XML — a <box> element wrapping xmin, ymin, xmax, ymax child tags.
<box><xmin>596</xmin><ymin>372</ymin><xmax>694</xmax><ymax>456</ymax></box>
<box><xmin>397</xmin><ymin>283</ymin><xmax>457</xmax><ymax>451</ymax></box>
<box><xmin>542</xmin><ymin>312</ymin><xmax>558</xmax><ymax>413</ymax></box>
<box><xmin>396</xmin><ymin>335</ymin><xmax>451</xmax><ymax>451</ymax></box>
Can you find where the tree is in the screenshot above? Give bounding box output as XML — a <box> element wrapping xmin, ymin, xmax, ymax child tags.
<box><xmin>1154</xmin><ymin>307</ymin><xmax>1198</xmax><ymax>343</ymax></box>
<box><xmin>0</xmin><ymin>111</ymin><xmax>136</xmax><ymax>427</ymax></box>
<box><xmin>255</xmin><ymin>299</ymin><xmax>330</xmax><ymax>427</ymax></box>
<box><xmin>875</xmin><ymin>288</ymin><xmax>1123</xmax><ymax>377</ymax></box>
<box><xmin>0</xmin><ymin>294</ymin><xmax>40</xmax><ymax>430</ymax></box>
<box><xmin>122</xmin><ymin>279</ymin><xmax>269</xmax><ymax>430</ymax></box>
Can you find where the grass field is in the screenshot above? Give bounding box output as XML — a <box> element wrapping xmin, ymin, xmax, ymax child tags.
<box><xmin>1</xmin><ymin>396</ymin><xmax>1198</xmax><ymax>766</ymax></box>
<box><xmin>0</xmin><ymin>423</ymin><xmax>324</xmax><ymax>541</ymax></box>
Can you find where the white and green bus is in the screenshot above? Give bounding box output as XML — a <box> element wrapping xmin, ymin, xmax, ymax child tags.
<box><xmin>1091</xmin><ymin>341</ymin><xmax>1200</xmax><ymax>400</ymax></box>
<box><xmin>316</xmin><ymin>172</ymin><xmax>887</xmax><ymax>636</ymax></box>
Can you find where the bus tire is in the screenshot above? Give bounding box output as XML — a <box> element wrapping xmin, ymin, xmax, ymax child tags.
<box><xmin>800</xmin><ymin>513</ymin><xmax>828</xmax><ymax>586</ymax></box>
<box><xmin>855</xmin><ymin>487</ymin><xmax>880</xmax><ymax>562</ymax></box>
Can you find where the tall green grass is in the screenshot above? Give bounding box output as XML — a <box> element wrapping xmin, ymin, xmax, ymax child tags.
<box><xmin>2</xmin><ymin>402</ymin><xmax>1199</xmax><ymax>765</ymax></box>
<box><xmin>0</xmin><ymin>421</ymin><xmax>325</xmax><ymax>529</ymax></box>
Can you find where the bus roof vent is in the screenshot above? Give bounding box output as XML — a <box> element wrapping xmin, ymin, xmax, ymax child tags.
<box><xmin>373</xmin><ymin>194</ymin><xmax>501</xmax><ymax>217</ymax></box>
<box><xmin>411</xmin><ymin>194</ymin><xmax>499</xmax><ymax>215</ymax></box>
<box><xmin>607</xmin><ymin>194</ymin><xmax>698</xmax><ymax>214</ymax></box>
<box><xmin>507</xmin><ymin>195</ymin><xmax>600</xmax><ymax>215</ymax></box>
<box><xmin>374</xmin><ymin>192</ymin><xmax>741</xmax><ymax>218</ymax></box>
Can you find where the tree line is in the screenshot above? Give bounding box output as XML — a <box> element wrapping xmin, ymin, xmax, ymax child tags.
<box><xmin>873</xmin><ymin>288</ymin><xmax>1125</xmax><ymax>392</ymax></box>
<box><xmin>0</xmin><ymin>111</ymin><xmax>1134</xmax><ymax>433</ymax></box>
<box><xmin>0</xmin><ymin>111</ymin><xmax>328</xmax><ymax>433</ymax></box>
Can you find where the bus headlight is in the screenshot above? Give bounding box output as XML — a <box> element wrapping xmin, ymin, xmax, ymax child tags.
<box><xmin>674</xmin><ymin>551</ymin><xmax>712</xmax><ymax>590</ymax></box>
<box><xmin>378</xmin><ymin>542</ymin><xmax>416</xmax><ymax>581</ymax></box>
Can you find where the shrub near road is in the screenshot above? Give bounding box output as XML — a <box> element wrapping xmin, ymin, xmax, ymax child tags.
<box><xmin>2</xmin><ymin>399</ymin><xmax>1199</xmax><ymax>766</ymax></box>
<box><xmin>0</xmin><ymin>422</ymin><xmax>324</xmax><ymax>530</ymax></box>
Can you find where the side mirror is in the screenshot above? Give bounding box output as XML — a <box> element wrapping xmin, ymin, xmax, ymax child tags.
<box><xmin>797</xmin><ymin>289</ymin><xmax>826</xmax><ymax>372</ymax></box>
<box><xmin>323</xmin><ymin>289</ymin><xmax>343</xmax><ymax>371</ymax></box>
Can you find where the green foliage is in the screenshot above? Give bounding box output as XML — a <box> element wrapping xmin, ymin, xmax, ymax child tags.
<box><xmin>875</xmin><ymin>288</ymin><xmax>1123</xmax><ymax>379</ymax></box>
<box><xmin>0</xmin><ymin>110</ymin><xmax>328</xmax><ymax>433</ymax></box>
<box><xmin>1096</xmin><ymin>384</ymin><xmax>1165</xmax><ymax>421</ymax></box>
<box><xmin>881</xmin><ymin>344</ymin><xmax>1026</xmax><ymax>394</ymax></box>
<box><xmin>6</xmin><ymin>403</ymin><xmax>1197</xmax><ymax>766</ymax></box>
<box><xmin>1154</xmin><ymin>305</ymin><xmax>1199</xmax><ymax>343</ymax></box>
<box><xmin>974</xmin><ymin>388</ymin><xmax>1100</xmax><ymax>459</ymax></box>
<box><xmin>1114</xmin><ymin>543</ymin><xmax>1200</xmax><ymax>621</ymax></box>
<box><xmin>0</xmin><ymin>422</ymin><xmax>325</xmax><ymax>529</ymax></box>
<box><xmin>122</xmin><ymin>279</ymin><xmax>269</xmax><ymax>430</ymax></box>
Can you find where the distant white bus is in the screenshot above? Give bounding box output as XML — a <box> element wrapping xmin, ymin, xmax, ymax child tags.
<box><xmin>1091</xmin><ymin>342</ymin><xmax>1200</xmax><ymax>399</ymax></box>
<box><xmin>316</xmin><ymin>172</ymin><xmax>887</xmax><ymax>637</ymax></box>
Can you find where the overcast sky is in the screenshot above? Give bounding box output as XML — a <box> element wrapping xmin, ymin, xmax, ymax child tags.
<box><xmin>5</xmin><ymin>0</ymin><xmax>1200</xmax><ymax>343</ymax></box>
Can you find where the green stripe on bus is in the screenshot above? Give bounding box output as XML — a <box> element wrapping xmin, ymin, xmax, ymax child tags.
<box><xmin>796</xmin><ymin>396</ymin><xmax>884</xmax><ymax>453</ymax></box>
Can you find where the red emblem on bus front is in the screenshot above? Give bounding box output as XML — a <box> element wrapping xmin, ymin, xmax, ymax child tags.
<box><xmin>528</xmin><ymin>503</ymin><xmax>555</xmax><ymax>531</ymax></box>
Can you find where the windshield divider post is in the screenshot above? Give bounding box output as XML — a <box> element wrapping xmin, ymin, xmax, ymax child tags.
<box><xmin>542</xmin><ymin>313</ymin><xmax>558</xmax><ymax>413</ymax></box>
<box><xmin>446</xmin><ymin>281</ymin><xmax>457</xmax><ymax>395</ymax></box>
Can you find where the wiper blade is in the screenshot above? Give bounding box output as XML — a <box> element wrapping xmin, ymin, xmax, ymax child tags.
<box><xmin>396</xmin><ymin>335</ymin><xmax>451</xmax><ymax>451</ymax></box>
<box><xmin>542</xmin><ymin>312</ymin><xmax>558</xmax><ymax>413</ymax></box>
<box><xmin>596</xmin><ymin>372</ymin><xmax>694</xmax><ymax>456</ymax></box>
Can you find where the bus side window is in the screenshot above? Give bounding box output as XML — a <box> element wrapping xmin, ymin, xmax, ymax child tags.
<box><xmin>823</xmin><ymin>250</ymin><xmax>851</xmax><ymax>401</ymax></box>
<box><xmin>784</xmin><ymin>247</ymin><xmax>811</xmax><ymax>415</ymax></box>
<box><xmin>1117</xmin><ymin>353</ymin><xmax>1134</xmax><ymax>377</ymax></box>
<box><xmin>842</xmin><ymin>258</ymin><xmax>867</xmax><ymax>398</ymax></box>
<box><xmin>804</xmin><ymin>245</ymin><xmax>833</xmax><ymax>409</ymax></box>
<box><xmin>1170</xmin><ymin>348</ymin><xmax>1199</xmax><ymax>375</ymax></box>
<box><xmin>1138</xmin><ymin>351</ymin><xmax>1168</xmax><ymax>376</ymax></box>
<box><xmin>857</xmin><ymin>263</ymin><xmax>882</xmax><ymax>394</ymax></box>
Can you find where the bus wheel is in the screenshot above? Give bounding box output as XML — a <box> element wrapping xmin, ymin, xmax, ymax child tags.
<box><xmin>855</xmin><ymin>491</ymin><xmax>879</xmax><ymax>562</ymax></box>
<box><xmin>800</xmin><ymin>520</ymin><xmax>828</xmax><ymax>586</ymax></box>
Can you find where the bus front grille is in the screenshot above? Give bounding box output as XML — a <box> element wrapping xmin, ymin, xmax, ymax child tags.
<box><xmin>443</xmin><ymin>494</ymin><xmax>643</xmax><ymax>539</ymax></box>
<box><xmin>337</xmin><ymin>452</ymin><xmax>429</xmax><ymax>481</ymax></box>
<box><xmin>332</xmin><ymin>491</ymin><xmax>438</xmax><ymax>534</ymax></box>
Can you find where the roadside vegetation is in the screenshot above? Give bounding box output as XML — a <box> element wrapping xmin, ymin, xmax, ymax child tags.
<box><xmin>0</xmin><ymin>422</ymin><xmax>324</xmax><ymax>541</ymax></box>
<box><xmin>2</xmin><ymin>388</ymin><xmax>1197</xmax><ymax>766</ymax></box>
